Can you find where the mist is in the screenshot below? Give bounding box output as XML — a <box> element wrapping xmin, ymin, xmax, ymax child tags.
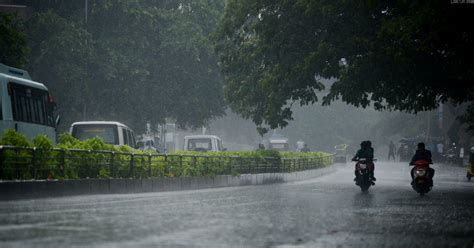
<box><xmin>206</xmin><ymin>102</ymin><xmax>439</xmax><ymax>159</ymax></box>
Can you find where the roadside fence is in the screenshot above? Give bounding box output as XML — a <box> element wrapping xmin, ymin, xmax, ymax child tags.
<box><xmin>0</xmin><ymin>146</ymin><xmax>334</xmax><ymax>180</ymax></box>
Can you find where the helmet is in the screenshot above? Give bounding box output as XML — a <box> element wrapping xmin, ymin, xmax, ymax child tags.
<box><xmin>470</xmin><ymin>147</ymin><xmax>474</xmax><ymax>153</ymax></box>
<box><xmin>417</xmin><ymin>142</ymin><xmax>425</xmax><ymax>149</ymax></box>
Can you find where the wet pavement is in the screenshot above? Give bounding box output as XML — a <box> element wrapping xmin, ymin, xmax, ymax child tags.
<box><xmin>1</xmin><ymin>162</ymin><xmax>474</xmax><ymax>247</ymax></box>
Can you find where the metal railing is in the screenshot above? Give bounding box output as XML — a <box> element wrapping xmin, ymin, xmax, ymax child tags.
<box><xmin>0</xmin><ymin>146</ymin><xmax>334</xmax><ymax>180</ymax></box>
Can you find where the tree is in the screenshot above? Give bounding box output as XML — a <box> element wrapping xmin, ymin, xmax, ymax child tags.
<box><xmin>25</xmin><ymin>1</ymin><xmax>226</xmax><ymax>132</ymax></box>
<box><xmin>26</xmin><ymin>11</ymin><xmax>95</xmax><ymax>128</ymax></box>
<box><xmin>0</xmin><ymin>13</ymin><xmax>29</xmax><ymax>67</ymax></box>
<box><xmin>213</xmin><ymin>0</ymin><xmax>474</xmax><ymax>133</ymax></box>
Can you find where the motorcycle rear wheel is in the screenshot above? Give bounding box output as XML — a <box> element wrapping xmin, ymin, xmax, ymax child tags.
<box><xmin>359</xmin><ymin>174</ymin><xmax>371</xmax><ymax>192</ymax></box>
<box><xmin>360</xmin><ymin>185</ymin><xmax>370</xmax><ymax>192</ymax></box>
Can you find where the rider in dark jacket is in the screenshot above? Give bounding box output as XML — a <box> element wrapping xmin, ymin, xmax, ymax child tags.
<box><xmin>410</xmin><ymin>142</ymin><xmax>435</xmax><ymax>185</ymax></box>
<box><xmin>353</xmin><ymin>141</ymin><xmax>376</xmax><ymax>184</ymax></box>
<box><xmin>353</xmin><ymin>142</ymin><xmax>374</xmax><ymax>161</ymax></box>
<box><xmin>410</xmin><ymin>145</ymin><xmax>432</xmax><ymax>164</ymax></box>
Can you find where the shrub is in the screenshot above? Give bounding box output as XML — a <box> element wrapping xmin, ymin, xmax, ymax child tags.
<box><xmin>0</xmin><ymin>130</ymin><xmax>32</xmax><ymax>179</ymax></box>
<box><xmin>0</xmin><ymin>129</ymin><xmax>32</xmax><ymax>147</ymax></box>
<box><xmin>32</xmin><ymin>135</ymin><xmax>54</xmax><ymax>179</ymax></box>
<box><xmin>0</xmin><ymin>130</ymin><xmax>334</xmax><ymax>180</ymax></box>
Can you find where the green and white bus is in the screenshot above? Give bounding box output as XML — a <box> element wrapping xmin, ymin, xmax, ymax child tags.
<box><xmin>0</xmin><ymin>63</ymin><xmax>58</xmax><ymax>143</ymax></box>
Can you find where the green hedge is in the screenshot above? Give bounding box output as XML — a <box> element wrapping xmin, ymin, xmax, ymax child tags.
<box><xmin>0</xmin><ymin>130</ymin><xmax>333</xmax><ymax>180</ymax></box>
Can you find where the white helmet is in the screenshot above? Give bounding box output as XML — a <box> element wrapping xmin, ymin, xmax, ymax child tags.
<box><xmin>470</xmin><ymin>147</ymin><xmax>474</xmax><ymax>153</ymax></box>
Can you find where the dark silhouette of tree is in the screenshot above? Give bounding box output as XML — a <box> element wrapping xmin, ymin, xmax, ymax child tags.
<box><xmin>25</xmin><ymin>0</ymin><xmax>226</xmax><ymax>132</ymax></box>
<box><xmin>0</xmin><ymin>13</ymin><xmax>28</xmax><ymax>67</ymax></box>
<box><xmin>214</xmin><ymin>0</ymin><xmax>474</xmax><ymax>133</ymax></box>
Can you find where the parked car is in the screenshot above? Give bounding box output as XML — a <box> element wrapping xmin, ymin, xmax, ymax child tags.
<box><xmin>183</xmin><ymin>135</ymin><xmax>225</xmax><ymax>152</ymax></box>
<box><xmin>70</xmin><ymin>121</ymin><xmax>137</xmax><ymax>148</ymax></box>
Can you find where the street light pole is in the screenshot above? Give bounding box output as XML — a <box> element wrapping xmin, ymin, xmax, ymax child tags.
<box><xmin>85</xmin><ymin>0</ymin><xmax>88</xmax><ymax>24</ymax></box>
<box><xmin>82</xmin><ymin>0</ymin><xmax>89</xmax><ymax>120</ymax></box>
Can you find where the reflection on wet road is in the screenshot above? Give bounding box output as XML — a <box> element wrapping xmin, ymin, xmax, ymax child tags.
<box><xmin>1</xmin><ymin>162</ymin><xmax>474</xmax><ymax>247</ymax></box>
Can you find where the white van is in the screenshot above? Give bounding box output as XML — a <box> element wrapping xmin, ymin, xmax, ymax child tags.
<box><xmin>183</xmin><ymin>135</ymin><xmax>225</xmax><ymax>152</ymax></box>
<box><xmin>70</xmin><ymin>121</ymin><xmax>136</xmax><ymax>148</ymax></box>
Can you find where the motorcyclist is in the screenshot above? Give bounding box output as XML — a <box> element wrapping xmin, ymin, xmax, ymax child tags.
<box><xmin>366</xmin><ymin>140</ymin><xmax>375</xmax><ymax>181</ymax></box>
<box><xmin>409</xmin><ymin>142</ymin><xmax>435</xmax><ymax>185</ymax></box>
<box><xmin>352</xmin><ymin>140</ymin><xmax>376</xmax><ymax>184</ymax></box>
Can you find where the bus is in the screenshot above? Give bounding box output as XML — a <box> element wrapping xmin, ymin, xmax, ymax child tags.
<box><xmin>0</xmin><ymin>63</ymin><xmax>58</xmax><ymax>143</ymax></box>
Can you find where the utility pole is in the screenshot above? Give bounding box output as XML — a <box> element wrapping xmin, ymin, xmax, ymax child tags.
<box><xmin>85</xmin><ymin>0</ymin><xmax>88</xmax><ymax>24</ymax></box>
<box><xmin>82</xmin><ymin>0</ymin><xmax>89</xmax><ymax>120</ymax></box>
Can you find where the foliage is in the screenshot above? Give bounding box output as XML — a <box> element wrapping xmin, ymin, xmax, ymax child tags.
<box><xmin>32</xmin><ymin>135</ymin><xmax>53</xmax><ymax>150</ymax></box>
<box><xmin>58</xmin><ymin>132</ymin><xmax>124</xmax><ymax>151</ymax></box>
<box><xmin>459</xmin><ymin>104</ymin><xmax>474</xmax><ymax>132</ymax></box>
<box><xmin>0</xmin><ymin>13</ymin><xmax>29</xmax><ymax>67</ymax></box>
<box><xmin>0</xmin><ymin>130</ymin><xmax>32</xmax><ymax>179</ymax></box>
<box><xmin>24</xmin><ymin>1</ymin><xmax>226</xmax><ymax>133</ymax></box>
<box><xmin>32</xmin><ymin>135</ymin><xmax>54</xmax><ymax>178</ymax></box>
<box><xmin>171</xmin><ymin>150</ymin><xmax>333</xmax><ymax>175</ymax></box>
<box><xmin>26</xmin><ymin>11</ymin><xmax>95</xmax><ymax>129</ymax></box>
<box><xmin>0</xmin><ymin>130</ymin><xmax>333</xmax><ymax>180</ymax></box>
<box><xmin>57</xmin><ymin>132</ymin><xmax>81</xmax><ymax>148</ymax></box>
<box><xmin>213</xmin><ymin>0</ymin><xmax>474</xmax><ymax>133</ymax></box>
<box><xmin>254</xmin><ymin>149</ymin><xmax>281</xmax><ymax>159</ymax></box>
<box><xmin>0</xmin><ymin>129</ymin><xmax>32</xmax><ymax>147</ymax></box>
<box><xmin>171</xmin><ymin>150</ymin><xmax>330</xmax><ymax>160</ymax></box>
<box><xmin>0</xmin><ymin>130</ymin><xmax>332</xmax><ymax>180</ymax></box>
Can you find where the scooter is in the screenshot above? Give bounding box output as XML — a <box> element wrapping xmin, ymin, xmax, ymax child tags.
<box><xmin>444</xmin><ymin>148</ymin><xmax>458</xmax><ymax>165</ymax></box>
<box><xmin>410</xmin><ymin>160</ymin><xmax>432</xmax><ymax>196</ymax></box>
<box><xmin>354</xmin><ymin>158</ymin><xmax>376</xmax><ymax>192</ymax></box>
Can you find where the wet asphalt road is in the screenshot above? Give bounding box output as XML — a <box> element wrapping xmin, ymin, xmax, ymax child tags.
<box><xmin>0</xmin><ymin>162</ymin><xmax>474</xmax><ymax>248</ymax></box>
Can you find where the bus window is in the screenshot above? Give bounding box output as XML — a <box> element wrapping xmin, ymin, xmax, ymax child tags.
<box><xmin>9</xmin><ymin>83</ymin><xmax>53</xmax><ymax>126</ymax></box>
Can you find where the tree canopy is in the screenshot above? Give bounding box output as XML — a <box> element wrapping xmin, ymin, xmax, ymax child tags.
<box><xmin>0</xmin><ymin>13</ymin><xmax>28</xmax><ymax>67</ymax></box>
<box><xmin>24</xmin><ymin>0</ymin><xmax>226</xmax><ymax>132</ymax></box>
<box><xmin>213</xmin><ymin>0</ymin><xmax>474</xmax><ymax>133</ymax></box>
